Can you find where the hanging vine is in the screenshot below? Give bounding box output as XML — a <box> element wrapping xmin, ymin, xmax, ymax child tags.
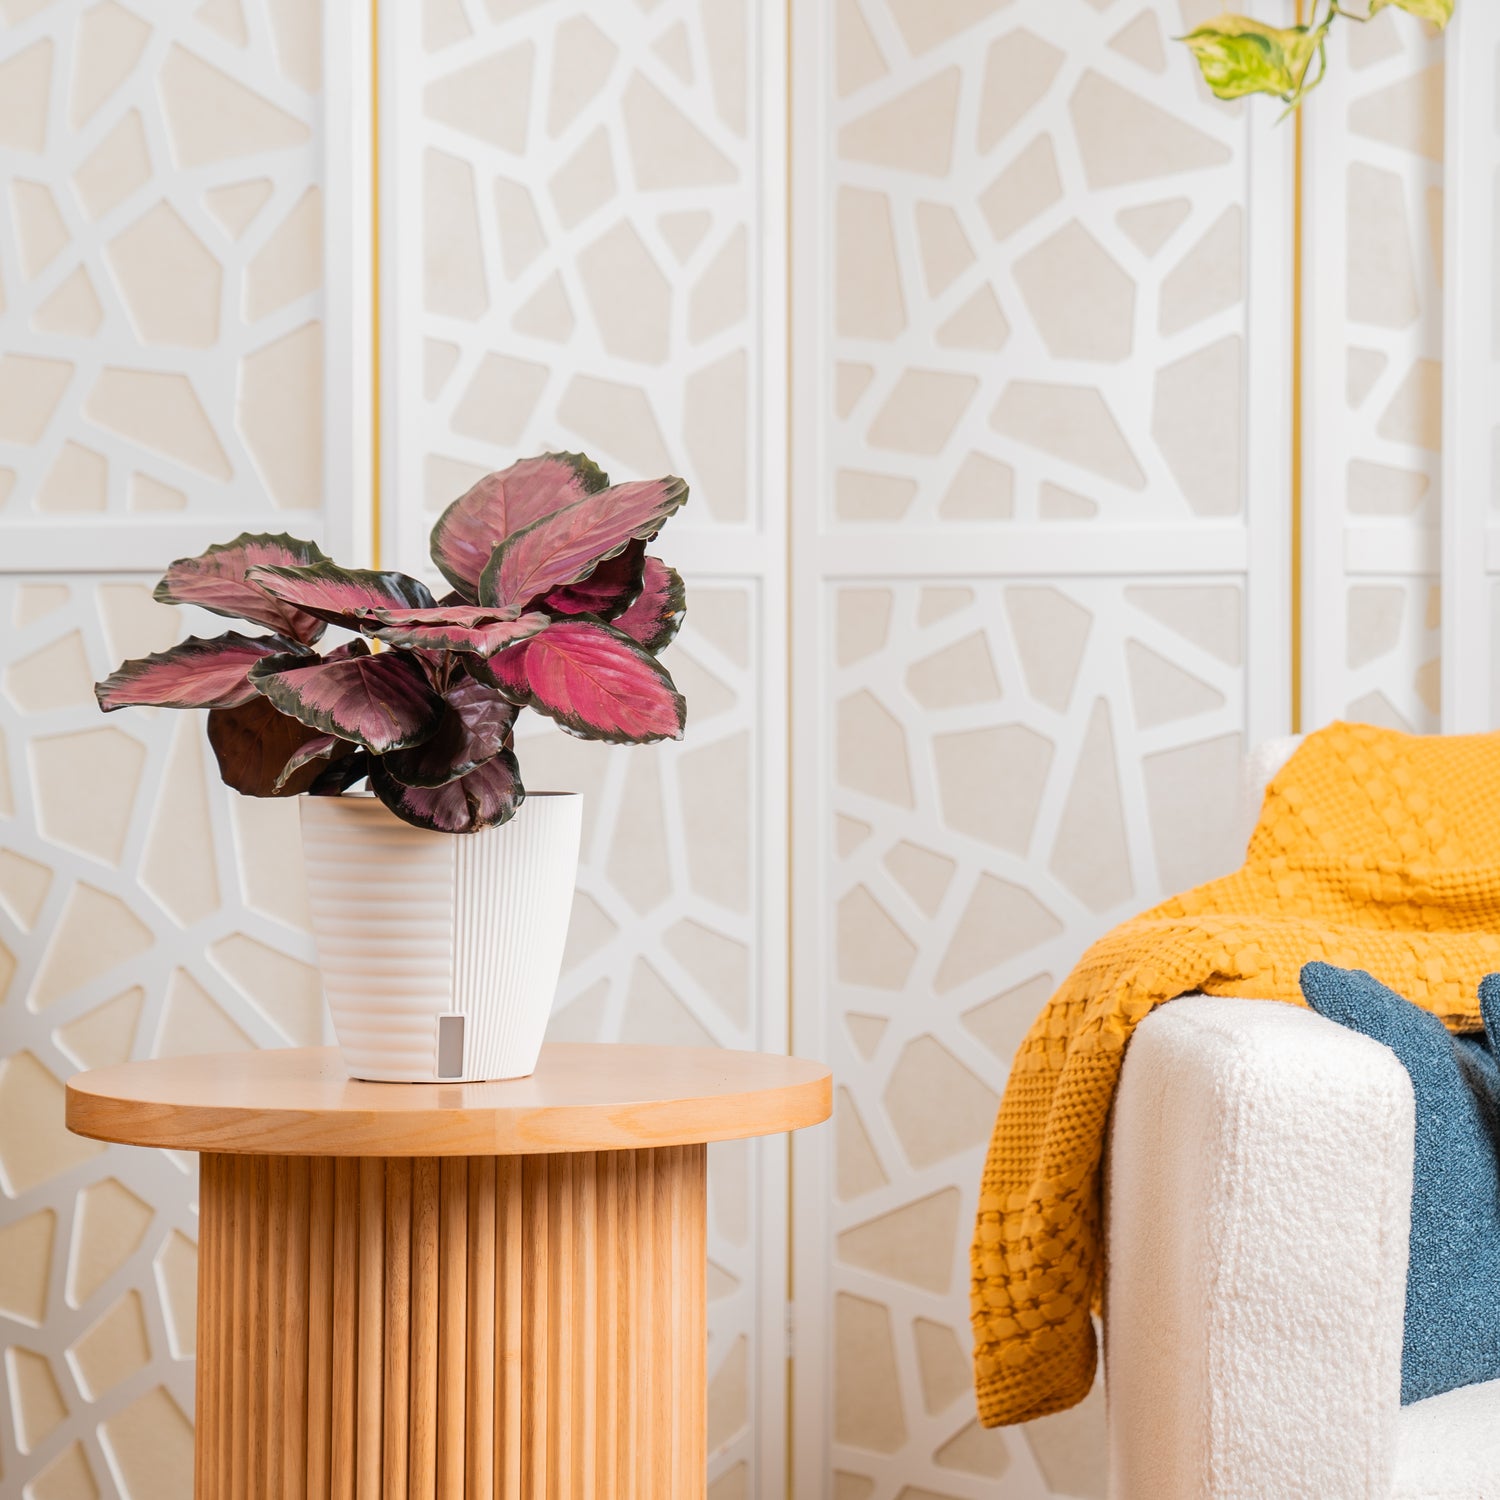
<box><xmin>1178</xmin><ymin>1</ymin><xmax>1453</xmax><ymax>112</ymax></box>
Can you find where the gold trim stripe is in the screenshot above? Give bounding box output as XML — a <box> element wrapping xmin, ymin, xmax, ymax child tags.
<box><xmin>370</xmin><ymin>0</ymin><xmax>383</xmax><ymax>571</ymax></box>
<box><xmin>784</xmin><ymin>0</ymin><xmax>798</xmax><ymax>1495</ymax></box>
<box><xmin>1291</xmin><ymin>0</ymin><xmax>1305</xmax><ymax>733</ymax></box>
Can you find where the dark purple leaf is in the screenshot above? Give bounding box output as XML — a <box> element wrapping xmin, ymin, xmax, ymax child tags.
<box><xmin>154</xmin><ymin>533</ymin><xmax>330</xmax><ymax>645</ymax></box>
<box><xmin>95</xmin><ymin>632</ymin><xmax>295</xmax><ymax>712</ymax></box>
<box><xmin>207</xmin><ymin>696</ymin><xmax>340</xmax><ymax>797</ymax></box>
<box><xmin>246</xmin><ymin>561</ymin><xmax>435</xmax><ymax>630</ymax></box>
<box><xmin>365</xmin><ymin>606</ymin><xmax>552</xmax><ymax>656</ymax></box>
<box><xmin>309</xmin><ymin>751</ymin><xmax>372</xmax><ymax>796</ymax></box>
<box><xmin>479</xmin><ymin>476</ymin><xmax>689</xmax><ymax>609</ymax></box>
<box><xmin>539</xmin><ymin>539</ymin><xmax>646</xmax><ymax>619</ymax></box>
<box><xmin>321</xmin><ymin>638</ymin><xmax>372</xmax><ymax>663</ymax></box>
<box><xmin>612</xmin><ymin>557</ymin><xmax>685</xmax><ymax>654</ymax></box>
<box><xmin>371</xmin><ymin>751</ymin><xmax>524</xmax><ymax>834</ymax></box>
<box><xmin>248</xmin><ymin>650</ymin><xmax>444</xmax><ymax>754</ymax></box>
<box><xmin>481</xmin><ymin>618</ymin><xmax>686</xmax><ymax>744</ymax></box>
<box><xmin>430</xmin><ymin>453</ymin><xmax>609</xmax><ymax>599</ymax></box>
<box><xmin>383</xmin><ymin>677</ymin><xmax>517</xmax><ymax>788</ymax></box>
<box><xmin>408</xmin><ymin>648</ymin><xmax>452</xmax><ymax>690</ymax></box>
<box><xmin>272</xmin><ymin>733</ymin><xmax>346</xmax><ymax>792</ymax></box>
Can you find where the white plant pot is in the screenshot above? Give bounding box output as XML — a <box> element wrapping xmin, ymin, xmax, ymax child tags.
<box><xmin>299</xmin><ymin>791</ymin><xmax>582</xmax><ymax>1083</ymax></box>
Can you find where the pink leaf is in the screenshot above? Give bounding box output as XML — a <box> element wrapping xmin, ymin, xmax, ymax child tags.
<box><xmin>248</xmin><ymin>650</ymin><xmax>444</xmax><ymax>754</ymax></box>
<box><xmin>539</xmin><ymin>539</ymin><xmax>646</xmax><ymax>618</ymax></box>
<box><xmin>612</xmin><ymin>556</ymin><xmax>685</xmax><ymax>654</ymax></box>
<box><xmin>95</xmin><ymin>632</ymin><xmax>295</xmax><ymax>711</ymax></box>
<box><xmin>366</xmin><ymin>606</ymin><xmax>552</xmax><ymax>657</ymax></box>
<box><xmin>479</xmin><ymin>476</ymin><xmax>688</xmax><ymax>609</ymax></box>
<box><xmin>430</xmin><ymin>453</ymin><xmax>608</xmax><ymax>599</ymax></box>
<box><xmin>371</xmin><ymin>750</ymin><xmax>524</xmax><ymax>834</ymax></box>
<box><xmin>482</xmin><ymin>619</ymin><xmax>686</xmax><ymax>744</ymax></box>
<box><xmin>154</xmin><ymin>533</ymin><xmax>331</xmax><ymax>645</ymax></box>
<box><xmin>246</xmin><ymin>561</ymin><xmax>435</xmax><ymax>630</ymax></box>
<box><xmin>382</xmin><ymin>676</ymin><xmax>517</xmax><ymax>788</ymax></box>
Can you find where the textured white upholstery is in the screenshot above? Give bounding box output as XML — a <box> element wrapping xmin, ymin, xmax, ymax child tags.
<box><xmin>1393</xmin><ymin>1378</ymin><xmax>1500</xmax><ymax>1498</ymax></box>
<box><xmin>1105</xmin><ymin>997</ymin><xmax>1415</xmax><ymax>1499</ymax></box>
<box><xmin>1106</xmin><ymin>997</ymin><xmax>1500</xmax><ymax>1498</ymax></box>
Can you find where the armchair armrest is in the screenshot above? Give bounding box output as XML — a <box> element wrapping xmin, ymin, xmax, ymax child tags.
<box><xmin>1105</xmin><ymin>997</ymin><xmax>1414</xmax><ymax>1500</ymax></box>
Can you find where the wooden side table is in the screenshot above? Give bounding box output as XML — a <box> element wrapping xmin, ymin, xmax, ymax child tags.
<box><xmin>66</xmin><ymin>1042</ymin><xmax>831</xmax><ymax>1499</ymax></box>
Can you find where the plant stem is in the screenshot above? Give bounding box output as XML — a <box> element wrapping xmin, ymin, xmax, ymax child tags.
<box><xmin>1285</xmin><ymin>1</ymin><xmax>1339</xmax><ymax>110</ymax></box>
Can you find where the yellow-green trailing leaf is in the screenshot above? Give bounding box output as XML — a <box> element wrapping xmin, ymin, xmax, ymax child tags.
<box><xmin>1369</xmin><ymin>0</ymin><xmax>1453</xmax><ymax>27</ymax></box>
<box><xmin>1179</xmin><ymin>14</ymin><xmax>1323</xmax><ymax>102</ymax></box>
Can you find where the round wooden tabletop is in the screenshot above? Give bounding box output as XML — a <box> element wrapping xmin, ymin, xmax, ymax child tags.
<box><xmin>65</xmin><ymin>1042</ymin><xmax>832</xmax><ymax>1158</ymax></box>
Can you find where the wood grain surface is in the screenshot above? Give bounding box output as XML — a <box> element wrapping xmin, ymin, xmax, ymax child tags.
<box><xmin>66</xmin><ymin>1043</ymin><xmax>831</xmax><ymax>1156</ymax></box>
<box><xmin>194</xmin><ymin>1146</ymin><xmax>712</xmax><ymax>1497</ymax></box>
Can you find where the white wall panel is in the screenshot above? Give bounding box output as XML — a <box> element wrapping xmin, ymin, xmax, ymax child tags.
<box><xmin>0</xmin><ymin>0</ymin><xmax>360</xmax><ymax>569</ymax></box>
<box><xmin>1302</xmin><ymin>9</ymin><xmax>1445</xmax><ymax>733</ymax></box>
<box><xmin>1441</xmin><ymin>0</ymin><xmax>1500</xmax><ymax>731</ymax></box>
<box><xmin>0</xmin><ymin>3</ymin><xmax>355</xmax><ymax>1495</ymax></box>
<box><xmin>790</xmin><ymin>2</ymin><xmax>1292</xmax><ymax>1495</ymax></box>
<box><xmin>379</xmin><ymin>0</ymin><xmax>790</xmax><ymax>1490</ymax></box>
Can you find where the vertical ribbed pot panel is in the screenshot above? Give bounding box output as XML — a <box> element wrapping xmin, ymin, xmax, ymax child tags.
<box><xmin>300</xmin><ymin>794</ymin><xmax>583</xmax><ymax>1082</ymax></box>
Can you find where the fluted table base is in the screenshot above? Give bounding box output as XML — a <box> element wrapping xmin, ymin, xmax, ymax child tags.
<box><xmin>195</xmin><ymin>1146</ymin><xmax>707</xmax><ymax>1499</ymax></box>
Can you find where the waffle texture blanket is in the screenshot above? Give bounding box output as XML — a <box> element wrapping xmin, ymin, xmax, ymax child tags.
<box><xmin>971</xmin><ymin>721</ymin><xmax>1500</xmax><ymax>1426</ymax></box>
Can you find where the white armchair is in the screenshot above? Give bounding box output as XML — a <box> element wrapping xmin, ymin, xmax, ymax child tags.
<box><xmin>1102</xmin><ymin>744</ymin><xmax>1500</xmax><ymax>1500</ymax></box>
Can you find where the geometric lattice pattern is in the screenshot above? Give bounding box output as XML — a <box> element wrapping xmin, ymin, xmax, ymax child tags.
<box><xmin>392</xmin><ymin>0</ymin><xmax>765</xmax><ymax>566</ymax></box>
<box><xmin>818</xmin><ymin>3</ymin><xmax>1260</xmax><ymax>1494</ymax></box>
<box><xmin>1306</xmin><ymin>9</ymin><xmax>1443</xmax><ymax>731</ymax></box>
<box><xmin>0</xmin><ymin>578</ymin><xmax>327</xmax><ymax>1499</ymax></box>
<box><xmin>0</xmin><ymin>0</ymin><xmax>327</xmax><ymax>537</ymax></box>
<box><xmin>830</xmin><ymin>0</ymin><xmax>1250</xmax><ymax>531</ymax></box>
<box><xmin>825</xmin><ymin>580</ymin><xmax>1245</xmax><ymax>1499</ymax></box>
<box><xmin>2</xmin><ymin>3</ymin><xmax>1461</xmax><ymax>1499</ymax></box>
<box><xmin>393</xmin><ymin>3</ymin><xmax>779</xmax><ymax>1493</ymax></box>
<box><xmin>0</xmin><ymin>2</ymin><xmax>327</xmax><ymax>1494</ymax></box>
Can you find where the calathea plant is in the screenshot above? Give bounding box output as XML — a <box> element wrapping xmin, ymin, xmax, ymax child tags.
<box><xmin>1180</xmin><ymin>0</ymin><xmax>1453</xmax><ymax>112</ymax></box>
<box><xmin>94</xmin><ymin>454</ymin><xmax>688</xmax><ymax>835</ymax></box>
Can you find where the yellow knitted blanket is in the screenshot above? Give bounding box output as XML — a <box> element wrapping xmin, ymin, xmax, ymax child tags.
<box><xmin>971</xmin><ymin>721</ymin><xmax>1500</xmax><ymax>1426</ymax></box>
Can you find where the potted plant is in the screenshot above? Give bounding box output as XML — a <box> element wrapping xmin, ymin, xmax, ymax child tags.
<box><xmin>95</xmin><ymin>453</ymin><xmax>688</xmax><ymax>1083</ymax></box>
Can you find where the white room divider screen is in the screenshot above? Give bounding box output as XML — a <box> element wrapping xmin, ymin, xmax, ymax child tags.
<box><xmin>1</xmin><ymin>1</ymin><xmax>1487</xmax><ymax>1497</ymax></box>
<box><xmin>0</xmin><ymin>2</ymin><xmax>365</xmax><ymax>1494</ymax></box>
<box><xmin>375</xmin><ymin>3</ymin><xmax>793</xmax><ymax>1495</ymax></box>
<box><xmin>1441</xmin><ymin>0</ymin><xmax>1500</xmax><ymax>733</ymax></box>
<box><xmin>787</xmin><ymin>1</ymin><xmax>1295</xmax><ymax>1494</ymax></box>
<box><xmin>1302</xmin><ymin>5</ymin><xmax>1447</xmax><ymax>735</ymax></box>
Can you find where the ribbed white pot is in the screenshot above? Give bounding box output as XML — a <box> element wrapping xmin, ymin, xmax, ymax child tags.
<box><xmin>299</xmin><ymin>792</ymin><xmax>582</xmax><ymax>1083</ymax></box>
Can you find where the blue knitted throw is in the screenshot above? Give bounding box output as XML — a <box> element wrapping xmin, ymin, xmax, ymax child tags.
<box><xmin>1300</xmin><ymin>963</ymin><xmax>1500</xmax><ymax>1405</ymax></box>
